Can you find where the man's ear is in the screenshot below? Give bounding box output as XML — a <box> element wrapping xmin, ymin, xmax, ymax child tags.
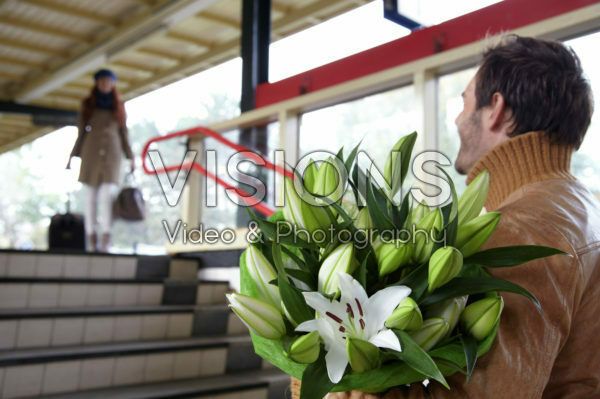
<box><xmin>487</xmin><ymin>92</ymin><xmax>511</xmax><ymax>133</ymax></box>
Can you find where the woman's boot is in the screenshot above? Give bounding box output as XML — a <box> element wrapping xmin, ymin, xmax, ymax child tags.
<box><xmin>87</xmin><ymin>233</ymin><xmax>97</xmax><ymax>252</ymax></box>
<box><xmin>100</xmin><ymin>233</ymin><xmax>111</xmax><ymax>253</ymax></box>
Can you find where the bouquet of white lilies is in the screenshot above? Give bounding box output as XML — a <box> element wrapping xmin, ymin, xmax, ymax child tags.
<box><xmin>228</xmin><ymin>133</ymin><xmax>566</xmax><ymax>398</ymax></box>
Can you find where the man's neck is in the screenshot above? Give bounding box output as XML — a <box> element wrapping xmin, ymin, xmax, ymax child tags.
<box><xmin>466</xmin><ymin>131</ymin><xmax>575</xmax><ymax>211</ymax></box>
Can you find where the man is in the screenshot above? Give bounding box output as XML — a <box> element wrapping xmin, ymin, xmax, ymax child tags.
<box><xmin>327</xmin><ymin>34</ymin><xmax>599</xmax><ymax>398</ymax></box>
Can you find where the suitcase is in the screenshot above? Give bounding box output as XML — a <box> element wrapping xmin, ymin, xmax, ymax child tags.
<box><xmin>49</xmin><ymin>197</ymin><xmax>85</xmax><ymax>251</ymax></box>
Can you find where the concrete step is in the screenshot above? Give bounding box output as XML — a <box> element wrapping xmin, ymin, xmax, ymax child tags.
<box><xmin>0</xmin><ymin>336</ymin><xmax>269</xmax><ymax>398</ymax></box>
<box><xmin>0</xmin><ymin>278</ymin><xmax>229</xmax><ymax>309</ymax></box>
<box><xmin>0</xmin><ymin>305</ymin><xmax>247</xmax><ymax>350</ymax></box>
<box><xmin>0</xmin><ymin>249</ymin><xmax>244</xmax><ymax>281</ymax></box>
<box><xmin>32</xmin><ymin>369</ymin><xmax>289</xmax><ymax>399</ymax></box>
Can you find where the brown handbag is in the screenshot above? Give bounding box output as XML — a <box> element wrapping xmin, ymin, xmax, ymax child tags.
<box><xmin>113</xmin><ymin>173</ymin><xmax>146</xmax><ymax>221</ymax></box>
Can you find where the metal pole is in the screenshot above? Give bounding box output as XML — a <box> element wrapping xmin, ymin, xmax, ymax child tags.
<box><xmin>237</xmin><ymin>0</ymin><xmax>271</xmax><ymax>226</ymax></box>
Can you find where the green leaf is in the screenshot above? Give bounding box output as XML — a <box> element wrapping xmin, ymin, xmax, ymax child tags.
<box><xmin>300</xmin><ymin>349</ymin><xmax>336</xmax><ymax>399</ymax></box>
<box><xmin>357</xmin><ymin>250</ymin><xmax>371</xmax><ymax>290</ymax></box>
<box><xmin>336</xmin><ymin>146</ymin><xmax>344</xmax><ymax>161</ymax></box>
<box><xmin>281</xmin><ymin>245</ymin><xmax>315</xmax><ymax>274</ymax></box>
<box><xmin>437</xmin><ymin>166</ymin><xmax>458</xmax><ymax>246</ymax></box>
<box><xmin>366</xmin><ymin>174</ymin><xmax>395</xmax><ymax>231</ymax></box>
<box><xmin>345</xmin><ymin>140</ymin><xmax>362</xmax><ymax>174</ymax></box>
<box><xmin>391</xmin><ymin>330</ymin><xmax>449</xmax><ymax>389</ymax></box>
<box><xmin>461</xmin><ymin>334</ymin><xmax>478</xmax><ymax>381</ymax></box>
<box><xmin>420</xmin><ymin>277</ymin><xmax>541</xmax><ymax>312</ymax></box>
<box><xmin>246</xmin><ymin>208</ymin><xmax>315</xmax><ymax>249</ymax></box>
<box><xmin>429</xmin><ymin>321</ymin><xmax>499</xmax><ymax>366</ymax></box>
<box><xmin>396</xmin><ymin>262</ymin><xmax>429</xmax><ymax>302</ymax></box>
<box><xmin>396</xmin><ymin>191</ymin><xmax>411</xmax><ymax>229</ymax></box>
<box><xmin>463</xmin><ymin>245</ymin><xmax>569</xmax><ymax>267</ymax></box>
<box><xmin>272</xmin><ymin>244</ymin><xmax>314</xmax><ymax>324</ymax></box>
<box><xmin>390</xmin><ymin>132</ymin><xmax>417</xmax><ymax>197</ymax></box>
<box><xmin>435</xmin><ymin>359</ymin><xmax>467</xmax><ymax>376</ymax></box>
<box><xmin>285</xmin><ymin>268</ymin><xmax>317</xmax><ymax>290</ymax></box>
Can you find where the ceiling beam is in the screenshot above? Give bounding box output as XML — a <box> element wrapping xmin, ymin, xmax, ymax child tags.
<box><xmin>0</xmin><ymin>55</ymin><xmax>44</xmax><ymax>70</ymax></box>
<box><xmin>0</xmin><ymin>101</ymin><xmax>78</xmax><ymax>126</ymax></box>
<box><xmin>0</xmin><ymin>71</ymin><xmax>24</xmax><ymax>81</ymax></box>
<box><xmin>271</xmin><ymin>2</ymin><xmax>290</xmax><ymax>13</ymax></box>
<box><xmin>110</xmin><ymin>60</ymin><xmax>157</xmax><ymax>73</ymax></box>
<box><xmin>14</xmin><ymin>0</ymin><xmax>220</xmax><ymax>103</ymax></box>
<box><xmin>136</xmin><ymin>47</ymin><xmax>182</xmax><ymax>61</ymax></box>
<box><xmin>0</xmin><ymin>16</ymin><xmax>91</xmax><ymax>43</ymax></box>
<box><xmin>0</xmin><ymin>37</ymin><xmax>68</xmax><ymax>57</ymax></box>
<box><xmin>195</xmin><ymin>11</ymin><xmax>239</xmax><ymax>29</ymax></box>
<box><xmin>165</xmin><ymin>31</ymin><xmax>213</xmax><ymax>48</ymax></box>
<box><xmin>19</xmin><ymin>0</ymin><xmax>117</xmax><ymax>26</ymax></box>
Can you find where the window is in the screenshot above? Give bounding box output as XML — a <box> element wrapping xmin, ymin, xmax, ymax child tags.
<box><xmin>199</xmin><ymin>123</ymin><xmax>280</xmax><ymax>230</ymax></box>
<box><xmin>565</xmin><ymin>32</ymin><xmax>600</xmax><ymax>198</ymax></box>
<box><xmin>437</xmin><ymin>67</ymin><xmax>478</xmax><ymax>195</ymax></box>
<box><xmin>299</xmin><ymin>85</ymin><xmax>419</xmax><ymax>202</ymax></box>
<box><xmin>396</xmin><ymin>0</ymin><xmax>503</xmax><ymax>27</ymax></box>
<box><xmin>269</xmin><ymin>1</ymin><xmax>409</xmax><ymax>82</ymax></box>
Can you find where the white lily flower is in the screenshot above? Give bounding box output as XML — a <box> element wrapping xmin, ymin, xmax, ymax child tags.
<box><xmin>296</xmin><ymin>272</ymin><xmax>411</xmax><ymax>383</ymax></box>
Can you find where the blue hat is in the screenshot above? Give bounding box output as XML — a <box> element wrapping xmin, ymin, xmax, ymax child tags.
<box><xmin>94</xmin><ymin>69</ymin><xmax>117</xmax><ymax>81</ymax></box>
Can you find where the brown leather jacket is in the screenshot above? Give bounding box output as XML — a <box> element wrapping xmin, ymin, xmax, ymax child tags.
<box><xmin>385</xmin><ymin>132</ymin><xmax>600</xmax><ymax>398</ymax></box>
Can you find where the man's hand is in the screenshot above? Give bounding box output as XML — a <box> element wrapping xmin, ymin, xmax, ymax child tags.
<box><xmin>325</xmin><ymin>390</ymin><xmax>380</xmax><ymax>399</ymax></box>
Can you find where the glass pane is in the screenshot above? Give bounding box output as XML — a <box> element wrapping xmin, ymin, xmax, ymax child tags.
<box><xmin>269</xmin><ymin>2</ymin><xmax>409</xmax><ymax>82</ymax></box>
<box><xmin>565</xmin><ymin>32</ymin><xmax>600</xmax><ymax>199</ymax></box>
<box><xmin>299</xmin><ymin>84</ymin><xmax>418</xmax><ymax>200</ymax></box>
<box><xmin>397</xmin><ymin>0</ymin><xmax>503</xmax><ymax>27</ymax></box>
<box><xmin>437</xmin><ymin>67</ymin><xmax>478</xmax><ymax>195</ymax></box>
<box><xmin>199</xmin><ymin>123</ymin><xmax>281</xmax><ymax>230</ymax></box>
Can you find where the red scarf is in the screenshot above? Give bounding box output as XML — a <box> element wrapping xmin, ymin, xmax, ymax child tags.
<box><xmin>81</xmin><ymin>86</ymin><xmax>127</xmax><ymax>128</ymax></box>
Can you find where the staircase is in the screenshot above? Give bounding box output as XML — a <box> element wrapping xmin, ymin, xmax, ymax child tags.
<box><xmin>0</xmin><ymin>250</ymin><xmax>289</xmax><ymax>399</ymax></box>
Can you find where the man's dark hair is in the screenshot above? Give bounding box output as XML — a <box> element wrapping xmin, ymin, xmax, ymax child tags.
<box><xmin>475</xmin><ymin>34</ymin><xmax>593</xmax><ymax>149</ymax></box>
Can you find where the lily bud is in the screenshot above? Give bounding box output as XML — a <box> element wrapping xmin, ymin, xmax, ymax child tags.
<box><xmin>410</xmin><ymin>318</ymin><xmax>449</xmax><ymax>351</ymax></box>
<box><xmin>384</xmin><ymin>134</ymin><xmax>411</xmax><ymax>185</ymax></box>
<box><xmin>227</xmin><ymin>293</ymin><xmax>286</xmax><ymax>340</ymax></box>
<box><xmin>411</xmin><ymin>201</ymin><xmax>430</xmax><ymax>226</ymax></box>
<box><xmin>458</xmin><ymin>170</ymin><xmax>489</xmax><ymax>226</ymax></box>
<box><xmin>282</xmin><ymin>300</ymin><xmax>299</xmax><ymax>327</ymax></box>
<box><xmin>456</xmin><ymin>211</ymin><xmax>501</xmax><ymax>257</ymax></box>
<box><xmin>424</xmin><ymin>296</ymin><xmax>468</xmax><ymax>333</ymax></box>
<box><xmin>313</xmin><ymin>157</ymin><xmax>345</xmax><ymax>203</ymax></box>
<box><xmin>354</xmin><ymin>207</ymin><xmax>374</xmax><ymax>230</ymax></box>
<box><xmin>289</xmin><ymin>331</ymin><xmax>321</xmax><ymax>364</ymax></box>
<box><xmin>385</xmin><ymin>297</ymin><xmax>423</xmax><ymax>331</ymax></box>
<box><xmin>347</xmin><ymin>337</ymin><xmax>381</xmax><ymax>373</ymax></box>
<box><xmin>245</xmin><ymin>245</ymin><xmax>282</xmax><ymax>310</ymax></box>
<box><xmin>303</xmin><ymin>159</ymin><xmax>318</xmax><ymax>193</ymax></box>
<box><xmin>428</xmin><ymin>246</ymin><xmax>463</xmax><ymax>293</ymax></box>
<box><xmin>413</xmin><ymin>209</ymin><xmax>442</xmax><ymax>264</ymax></box>
<box><xmin>342</xmin><ymin>200</ymin><xmax>359</xmax><ymax>222</ymax></box>
<box><xmin>282</xmin><ymin>176</ymin><xmax>332</xmax><ymax>234</ymax></box>
<box><xmin>375</xmin><ymin>241</ymin><xmax>412</xmax><ymax>276</ymax></box>
<box><xmin>461</xmin><ymin>297</ymin><xmax>504</xmax><ymax>341</ymax></box>
<box><xmin>318</xmin><ymin>243</ymin><xmax>357</xmax><ymax>296</ymax></box>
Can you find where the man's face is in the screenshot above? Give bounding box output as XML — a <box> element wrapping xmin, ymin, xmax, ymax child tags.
<box><xmin>454</xmin><ymin>76</ymin><xmax>484</xmax><ymax>175</ymax></box>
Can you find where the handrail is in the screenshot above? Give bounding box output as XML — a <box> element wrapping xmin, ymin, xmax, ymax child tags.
<box><xmin>141</xmin><ymin>126</ymin><xmax>293</xmax><ymax>217</ymax></box>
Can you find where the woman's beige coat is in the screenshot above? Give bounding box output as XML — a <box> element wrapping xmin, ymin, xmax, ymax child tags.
<box><xmin>70</xmin><ymin>109</ymin><xmax>133</xmax><ymax>186</ymax></box>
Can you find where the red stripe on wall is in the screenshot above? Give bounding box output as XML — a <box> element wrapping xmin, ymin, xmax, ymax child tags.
<box><xmin>255</xmin><ymin>0</ymin><xmax>598</xmax><ymax>108</ymax></box>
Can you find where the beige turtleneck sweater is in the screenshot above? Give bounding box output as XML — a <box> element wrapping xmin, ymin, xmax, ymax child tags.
<box><xmin>466</xmin><ymin>130</ymin><xmax>575</xmax><ymax>211</ymax></box>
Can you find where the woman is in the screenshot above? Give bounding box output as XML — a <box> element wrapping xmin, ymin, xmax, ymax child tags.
<box><xmin>67</xmin><ymin>69</ymin><xmax>134</xmax><ymax>252</ymax></box>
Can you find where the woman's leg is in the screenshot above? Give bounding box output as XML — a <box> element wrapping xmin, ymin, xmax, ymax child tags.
<box><xmin>84</xmin><ymin>184</ymin><xmax>99</xmax><ymax>251</ymax></box>
<box><xmin>98</xmin><ymin>182</ymin><xmax>117</xmax><ymax>252</ymax></box>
